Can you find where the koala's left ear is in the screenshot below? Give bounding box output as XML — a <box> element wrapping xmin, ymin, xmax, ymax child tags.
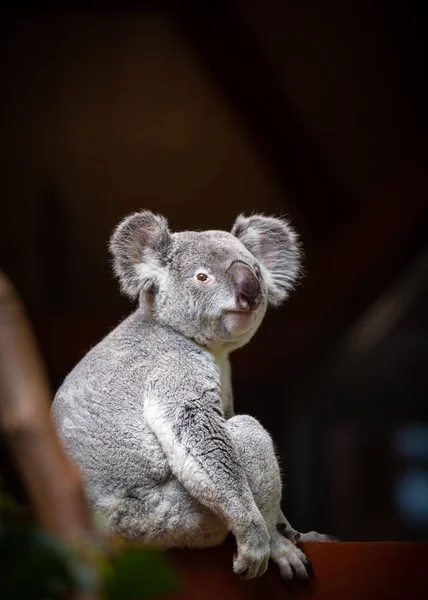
<box><xmin>109</xmin><ymin>210</ymin><xmax>172</xmax><ymax>299</ymax></box>
<box><xmin>231</xmin><ymin>214</ymin><xmax>302</xmax><ymax>306</ymax></box>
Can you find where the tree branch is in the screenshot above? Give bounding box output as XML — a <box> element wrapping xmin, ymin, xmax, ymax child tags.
<box><xmin>0</xmin><ymin>270</ymin><xmax>98</xmax><ymax>599</ymax></box>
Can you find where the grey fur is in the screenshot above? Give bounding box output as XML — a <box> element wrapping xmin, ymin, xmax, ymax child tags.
<box><xmin>52</xmin><ymin>211</ymin><xmax>332</xmax><ymax>581</ymax></box>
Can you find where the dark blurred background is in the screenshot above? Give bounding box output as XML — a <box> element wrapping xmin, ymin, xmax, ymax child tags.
<box><xmin>1</xmin><ymin>0</ymin><xmax>427</xmax><ymax>542</ymax></box>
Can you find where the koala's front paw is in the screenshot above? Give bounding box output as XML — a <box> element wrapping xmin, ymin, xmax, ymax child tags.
<box><xmin>270</xmin><ymin>531</ymin><xmax>312</xmax><ymax>581</ymax></box>
<box><xmin>233</xmin><ymin>519</ymin><xmax>271</xmax><ymax>579</ymax></box>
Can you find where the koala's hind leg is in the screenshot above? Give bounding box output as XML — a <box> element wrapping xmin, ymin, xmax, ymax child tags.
<box><xmin>105</xmin><ymin>479</ymin><xmax>228</xmax><ymax>549</ymax></box>
<box><xmin>226</xmin><ymin>415</ymin><xmax>311</xmax><ymax>580</ymax></box>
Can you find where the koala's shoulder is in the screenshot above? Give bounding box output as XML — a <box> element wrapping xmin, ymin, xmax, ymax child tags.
<box><xmin>150</xmin><ymin>326</ymin><xmax>217</xmax><ymax>377</ymax></box>
<box><xmin>135</xmin><ymin>323</ymin><xmax>219</xmax><ymax>391</ymax></box>
<box><xmin>101</xmin><ymin>310</ymin><xmax>216</xmax><ymax>378</ymax></box>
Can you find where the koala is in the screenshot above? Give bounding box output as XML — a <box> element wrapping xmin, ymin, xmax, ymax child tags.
<box><xmin>52</xmin><ymin>211</ymin><xmax>334</xmax><ymax>581</ymax></box>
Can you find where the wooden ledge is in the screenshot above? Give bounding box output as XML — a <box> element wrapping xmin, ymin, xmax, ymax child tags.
<box><xmin>166</xmin><ymin>540</ymin><xmax>428</xmax><ymax>600</ymax></box>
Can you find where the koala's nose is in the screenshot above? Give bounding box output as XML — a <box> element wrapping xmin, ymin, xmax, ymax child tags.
<box><xmin>229</xmin><ymin>263</ymin><xmax>262</xmax><ymax>312</ymax></box>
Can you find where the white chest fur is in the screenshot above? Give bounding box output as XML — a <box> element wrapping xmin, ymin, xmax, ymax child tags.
<box><xmin>209</xmin><ymin>351</ymin><xmax>234</xmax><ymax>419</ymax></box>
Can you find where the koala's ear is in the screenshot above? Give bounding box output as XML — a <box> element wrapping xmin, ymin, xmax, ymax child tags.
<box><xmin>231</xmin><ymin>214</ymin><xmax>302</xmax><ymax>306</ymax></box>
<box><xmin>109</xmin><ymin>210</ymin><xmax>172</xmax><ymax>299</ymax></box>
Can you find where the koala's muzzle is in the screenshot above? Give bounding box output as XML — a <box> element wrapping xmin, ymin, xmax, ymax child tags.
<box><xmin>229</xmin><ymin>262</ymin><xmax>262</xmax><ymax>312</ymax></box>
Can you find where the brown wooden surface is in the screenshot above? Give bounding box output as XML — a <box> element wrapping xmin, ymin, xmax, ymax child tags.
<box><xmin>166</xmin><ymin>539</ymin><xmax>428</xmax><ymax>600</ymax></box>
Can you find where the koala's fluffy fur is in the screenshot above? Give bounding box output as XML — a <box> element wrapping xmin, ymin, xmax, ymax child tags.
<box><xmin>52</xmin><ymin>211</ymin><xmax>332</xmax><ymax>581</ymax></box>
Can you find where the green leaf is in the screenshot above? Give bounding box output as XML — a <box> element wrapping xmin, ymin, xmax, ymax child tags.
<box><xmin>105</xmin><ymin>547</ymin><xmax>179</xmax><ymax>600</ymax></box>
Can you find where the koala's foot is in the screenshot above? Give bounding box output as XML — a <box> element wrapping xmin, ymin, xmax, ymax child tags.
<box><xmin>297</xmin><ymin>531</ymin><xmax>339</xmax><ymax>543</ymax></box>
<box><xmin>277</xmin><ymin>522</ymin><xmax>339</xmax><ymax>545</ymax></box>
<box><xmin>277</xmin><ymin>523</ymin><xmax>340</xmax><ymax>546</ymax></box>
<box><xmin>270</xmin><ymin>531</ymin><xmax>312</xmax><ymax>581</ymax></box>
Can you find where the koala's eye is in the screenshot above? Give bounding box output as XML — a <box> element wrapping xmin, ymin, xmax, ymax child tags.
<box><xmin>196</xmin><ymin>272</ymin><xmax>209</xmax><ymax>282</ymax></box>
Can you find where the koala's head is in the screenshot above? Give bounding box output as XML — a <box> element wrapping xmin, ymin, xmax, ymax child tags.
<box><xmin>109</xmin><ymin>211</ymin><xmax>301</xmax><ymax>351</ymax></box>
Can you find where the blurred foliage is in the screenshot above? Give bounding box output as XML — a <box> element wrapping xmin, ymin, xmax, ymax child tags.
<box><xmin>0</xmin><ymin>482</ymin><xmax>179</xmax><ymax>600</ymax></box>
<box><xmin>104</xmin><ymin>547</ymin><xmax>178</xmax><ymax>600</ymax></box>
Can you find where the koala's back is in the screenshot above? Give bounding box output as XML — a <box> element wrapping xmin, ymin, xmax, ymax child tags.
<box><xmin>52</xmin><ymin>311</ymin><xmax>188</xmax><ymax>506</ymax></box>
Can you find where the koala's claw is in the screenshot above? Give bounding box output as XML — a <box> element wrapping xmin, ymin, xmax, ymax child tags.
<box><xmin>233</xmin><ymin>547</ymin><xmax>270</xmax><ymax>580</ymax></box>
<box><xmin>270</xmin><ymin>532</ymin><xmax>311</xmax><ymax>581</ymax></box>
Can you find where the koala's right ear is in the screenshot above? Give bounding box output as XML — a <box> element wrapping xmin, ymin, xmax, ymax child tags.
<box><xmin>109</xmin><ymin>210</ymin><xmax>172</xmax><ymax>299</ymax></box>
